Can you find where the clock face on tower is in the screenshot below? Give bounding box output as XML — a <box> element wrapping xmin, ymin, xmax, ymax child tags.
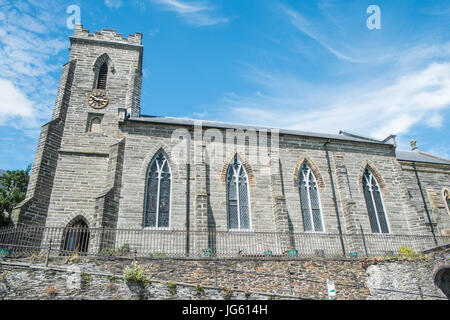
<box><xmin>88</xmin><ymin>92</ymin><xmax>109</xmax><ymax>109</ymax></box>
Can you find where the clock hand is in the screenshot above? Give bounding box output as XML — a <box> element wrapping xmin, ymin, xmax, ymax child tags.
<box><xmin>93</xmin><ymin>96</ymin><xmax>106</xmax><ymax>103</ymax></box>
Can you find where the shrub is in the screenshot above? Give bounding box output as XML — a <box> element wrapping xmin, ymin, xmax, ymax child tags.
<box><xmin>195</xmin><ymin>284</ymin><xmax>204</xmax><ymax>295</ymax></box>
<box><xmin>45</xmin><ymin>286</ymin><xmax>58</xmax><ymax>297</ymax></box>
<box><xmin>28</xmin><ymin>253</ymin><xmax>45</xmax><ymax>263</ymax></box>
<box><xmin>81</xmin><ymin>272</ymin><xmax>93</xmax><ymax>286</ymax></box>
<box><xmin>398</xmin><ymin>246</ymin><xmax>417</xmax><ymax>257</ymax></box>
<box><xmin>119</xmin><ymin>243</ymin><xmax>130</xmax><ymax>254</ymax></box>
<box><xmin>168</xmin><ymin>282</ymin><xmax>177</xmax><ymax>295</ymax></box>
<box><xmin>124</xmin><ymin>262</ymin><xmax>151</xmax><ymax>285</ymax></box>
<box><xmin>110</xmin><ymin>275</ymin><xmax>119</xmax><ymax>282</ymax></box>
<box><xmin>107</xmin><ymin>283</ymin><xmax>117</xmax><ymax>292</ymax></box>
<box><xmin>148</xmin><ymin>252</ymin><xmax>165</xmax><ymax>258</ymax></box>
<box><xmin>66</xmin><ymin>254</ymin><xmax>80</xmax><ymax>264</ymax></box>
<box><xmin>101</xmin><ymin>243</ymin><xmax>131</xmax><ymax>257</ymax></box>
<box><xmin>222</xmin><ymin>288</ymin><xmax>233</xmax><ymax>300</ymax></box>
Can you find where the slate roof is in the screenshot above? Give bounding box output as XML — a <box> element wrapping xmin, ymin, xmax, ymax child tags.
<box><xmin>396</xmin><ymin>151</ymin><xmax>450</xmax><ymax>165</ymax></box>
<box><xmin>128</xmin><ymin>115</ymin><xmax>394</xmax><ymax>146</ymax></box>
<box><xmin>127</xmin><ymin>115</ymin><xmax>449</xmax><ymax>165</ymax></box>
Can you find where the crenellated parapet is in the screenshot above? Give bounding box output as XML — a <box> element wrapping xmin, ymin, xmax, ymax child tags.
<box><xmin>72</xmin><ymin>24</ymin><xmax>143</xmax><ymax>46</ymax></box>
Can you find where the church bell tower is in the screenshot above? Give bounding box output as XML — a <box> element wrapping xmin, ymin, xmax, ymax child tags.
<box><xmin>13</xmin><ymin>25</ymin><xmax>143</xmax><ymax>233</ymax></box>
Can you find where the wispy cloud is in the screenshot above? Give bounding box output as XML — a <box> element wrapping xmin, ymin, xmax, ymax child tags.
<box><xmin>105</xmin><ymin>0</ymin><xmax>124</xmax><ymax>9</ymax></box>
<box><xmin>280</xmin><ymin>4</ymin><xmax>363</xmax><ymax>63</ymax></box>
<box><xmin>0</xmin><ymin>1</ymin><xmax>67</xmax><ymax>129</ymax></box>
<box><xmin>150</xmin><ymin>0</ymin><xmax>229</xmax><ymax>26</ymax></box>
<box><xmin>210</xmin><ymin>61</ymin><xmax>450</xmax><ymax>143</ymax></box>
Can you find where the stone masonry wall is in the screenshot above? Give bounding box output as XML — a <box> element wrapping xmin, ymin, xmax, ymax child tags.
<box><xmin>44</xmin><ymin>27</ymin><xmax>143</xmax><ymax>229</ymax></box>
<box><xmin>400</xmin><ymin>161</ymin><xmax>450</xmax><ymax>235</ymax></box>
<box><xmin>17</xmin><ymin>25</ymin><xmax>450</xmax><ymax>260</ymax></box>
<box><xmin>12</xmin><ymin>60</ymin><xmax>77</xmax><ymax>227</ymax></box>
<box><xmin>0</xmin><ymin>251</ymin><xmax>447</xmax><ymax>300</ymax></box>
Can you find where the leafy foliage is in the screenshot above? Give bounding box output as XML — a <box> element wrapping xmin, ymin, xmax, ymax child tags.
<box><xmin>195</xmin><ymin>284</ymin><xmax>204</xmax><ymax>295</ymax></box>
<box><xmin>168</xmin><ymin>281</ymin><xmax>177</xmax><ymax>295</ymax></box>
<box><xmin>398</xmin><ymin>246</ymin><xmax>417</xmax><ymax>257</ymax></box>
<box><xmin>124</xmin><ymin>262</ymin><xmax>151</xmax><ymax>285</ymax></box>
<box><xmin>101</xmin><ymin>243</ymin><xmax>131</xmax><ymax>256</ymax></box>
<box><xmin>0</xmin><ymin>165</ymin><xmax>31</xmax><ymax>227</ymax></box>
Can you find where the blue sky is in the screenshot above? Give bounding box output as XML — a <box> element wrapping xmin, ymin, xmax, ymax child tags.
<box><xmin>0</xmin><ymin>0</ymin><xmax>449</xmax><ymax>170</ymax></box>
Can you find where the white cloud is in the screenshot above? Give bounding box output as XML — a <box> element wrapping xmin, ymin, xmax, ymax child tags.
<box><xmin>151</xmin><ymin>0</ymin><xmax>229</xmax><ymax>26</ymax></box>
<box><xmin>425</xmin><ymin>113</ymin><xmax>443</xmax><ymax>128</ymax></box>
<box><xmin>0</xmin><ymin>78</ymin><xmax>36</xmax><ymax>126</ymax></box>
<box><xmin>149</xmin><ymin>28</ymin><xmax>160</xmax><ymax>37</ymax></box>
<box><xmin>105</xmin><ymin>0</ymin><xmax>123</xmax><ymax>9</ymax></box>
<box><xmin>213</xmin><ymin>62</ymin><xmax>450</xmax><ymax>141</ymax></box>
<box><xmin>281</xmin><ymin>5</ymin><xmax>363</xmax><ymax>63</ymax></box>
<box><xmin>0</xmin><ymin>1</ymin><xmax>67</xmax><ymax>126</ymax></box>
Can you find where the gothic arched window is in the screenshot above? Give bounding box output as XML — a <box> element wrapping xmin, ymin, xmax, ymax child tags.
<box><xmin>144</xmin><ymin>152</ymin><xmax>171</xmax><ymax>228</ymax></box>
<box><xmin>444</xmin><ymin>189</ymin><xmax>450</xmax><ymax>214</ymax></box>
<box><xmin>227</xmin><ymin>156</ymin><xmax>251</xmax><ymax>230</ymax></box>
<box><xmin>362</xmin><ymin>168</ymin><xmax>389</xmax><ymax>233</ymax></box>
<box><xmin>97</xmin><ymin>62</ymin><xmax>108</xmax><ymax>89</ymax></box>
<box><xmin>298</xmin><ymin>162</ymin><xmax>323</xmax><ymax>232</ymax></box>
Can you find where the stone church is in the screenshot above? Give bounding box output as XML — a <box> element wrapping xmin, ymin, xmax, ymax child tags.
<box><xmin>11</xmin><ymin>26</ymin><xmax>450</xmax><ymax>256</ymax></box>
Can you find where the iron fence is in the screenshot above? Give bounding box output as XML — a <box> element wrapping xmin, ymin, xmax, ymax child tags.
<box><xmin>0</xmin><ymin>225</ymin><xmax>448</xmax><ymax>259</ymax></box>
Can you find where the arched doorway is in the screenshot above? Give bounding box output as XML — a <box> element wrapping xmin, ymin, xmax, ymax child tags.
<box><xmin>433</xmin><ymin>263</ymin><xmax>450</xmax><ymax>299</ymax></box>
<box><xmin>62</xmin><ymin>218</ymin><xmax>90</xmax><ymax>254</ymax></box>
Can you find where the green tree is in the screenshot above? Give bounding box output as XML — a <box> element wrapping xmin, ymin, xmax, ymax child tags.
<box><xmin>0</xmin><ymin>165</ymin><xmax>31</xmax><ymax>227</ymax></box>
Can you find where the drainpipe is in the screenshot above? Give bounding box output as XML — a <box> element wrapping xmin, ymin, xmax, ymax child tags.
<box><xmin>412</xmin><ymin>162</ymin><xmax>438</xmax><ymax>245</ymax></box>
<box><xmin>324</xmin><ymin>139</ymin><xmax>346</xmax><ymax>256</ymax></box>
<box><xmin>185</xmin><ymin>126</ymin><xmax>193</xmax><ymax>256</ymax></box>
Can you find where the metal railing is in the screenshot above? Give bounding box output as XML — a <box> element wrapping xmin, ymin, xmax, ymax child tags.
<box><xmin>0</xmin><ymin>225</ymin><xmax>448</xmax><ymax>259</ymax></box>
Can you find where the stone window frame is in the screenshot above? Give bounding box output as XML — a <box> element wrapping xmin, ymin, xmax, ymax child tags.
<box><xmin>86</xmin><ymin>113</ymin><xmax>104</xmax><ymax>133</ymax></box>
<box><xmin>296</xmin><ymin>160</ymin><xmax>326</xmax><ymax>233</ymax></box>
<box><xmin>143</xmin><ymin>150</ymin><xmax>173</xmax><ymax>230</ymax></box>
<box><xmin>443</xmin><ymin>188</ymin><xmax>450</xmax><ymax>215</ymax></box>
<box><xmin>60</xmin><ymin>215</ymin><xmax>91</xmax><ymax>253</ymax></box>
<box><xmin>224</xmin><ymin>154</ymin><xmax>253</xmax><ymax>232</ymax></box>
<box><xmin>293</xmin><ymin>157</ymin><xmax>325</xmax><ymax>189</ymax></box>
<box><xmin>358</xmin><ymin>161</ymin><xmax>387</xmax><ymax>191</ymax></box>
<box><xmin>361</xmin><ymin>167</ymin><xmax>391</xmax><ymax>234</ymax></box>
<box><xmin>92</xmin><ymin>53</ymin><xmax>116</xmax><ymax>91</ymax></box>
<box><xmin>220</xmin><ymin>152</ymin><xmax>256</xmax><ymax>185</ymax></box>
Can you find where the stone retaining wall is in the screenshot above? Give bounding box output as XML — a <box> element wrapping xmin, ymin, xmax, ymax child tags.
<box><xmin>0</xmin><ymin>251</ymin><xmax>448</xmax><ymax>300</ymax></box>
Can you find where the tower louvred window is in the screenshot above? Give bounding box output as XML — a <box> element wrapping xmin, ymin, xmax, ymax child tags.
<box><xmin>97</xmin><ymin>63</ymin><xmax>108</xmax><ymax>89</ymax></box>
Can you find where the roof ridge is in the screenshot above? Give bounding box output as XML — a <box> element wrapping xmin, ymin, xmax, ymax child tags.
<box><xmin>417</xmin><ymin>150</ymin><xmax>450</xmax><ymax>163</ymax></box>
<box><xmin>131</xmin><ymin>115</ymin><xmax>394</xmax><ymax>146</ymax></box>
<box><xmin>338</xmin><ymin>130</ymin><xmax>383</xmax><ymax>143</ymax></box>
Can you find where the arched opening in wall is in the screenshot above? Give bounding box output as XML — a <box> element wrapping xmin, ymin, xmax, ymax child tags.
<box><xmin>226</xmin><ymin>155</ymin><xmax>251</xmax><ymax>231</ymax></box>
<box><xmin>62</xmin><ymin>218</ymin><xmax>90</xmax><ymax>254</ymax></box>
<box><xmin>362</xmin><ymin>167</ymin><xmax>390</xmax><ymax>234</ymax></box>
<box><xmin>433</xmin><ymin>263</ymin><xmax>450</xmax><ymax>299</ymax></box>
<box><xmin>96</xmin><ymin>62</ymin><xmax>108</xmax><ymax>90</ymax></box>
<box><xmin>297</xmin><ymin>161</ymin><xmax>324</xmax><ymax>232</ymax></box>
<box><xmin>144</xmin><ymin>152</ymin><xmax>171</xmax><ymax>228</ymax></box>
<box><xmin>444</xmin><ymin>189</ymin><xmax>450</xmax><ymax>214</ymax></box>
